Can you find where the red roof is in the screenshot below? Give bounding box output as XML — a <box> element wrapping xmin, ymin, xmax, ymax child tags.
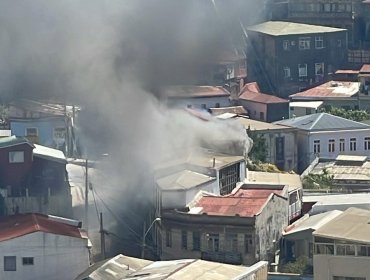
<box><xmin>0</xmin><ymin>213</ymin><xmax>84</xmax><ymax>242</ymax></box>
<box><xmin>194</xmin><ymin>188</ymin><xmax>283</xmax><ymax>217</ymax></box>
<box><xmin>239</xmin><ymin>83</ymin><xmax>288</xmax><ymax>104</ymax></box>
<box><xmin>289</xmin><ymin>81</ymin><xmax>359</xmax><ymax>99</ymax></box>
<box><xmin>360</xmin><ymin>64</ymin><xmax>370</xmax><ymax>74</ymax></box>
<box><xmin>164</xmin><ymin>86</ymin><xmax>230</xmax><ymax>98</ymax></box>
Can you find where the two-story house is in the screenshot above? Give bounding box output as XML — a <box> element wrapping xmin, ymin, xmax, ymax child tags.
<box><xmin>246</xmin><ymin>21</ymin><xmax>348</xmax><ymax>98</ymax></box>
<box><xmin>159</xmin><ymin>186</ymin><xmax>288</xmax><ymax>266</ymax></box>
<box><xmin>275</xmin><ymin>113</ymin><xmax>370</xmax><ymax>172</ymax></box>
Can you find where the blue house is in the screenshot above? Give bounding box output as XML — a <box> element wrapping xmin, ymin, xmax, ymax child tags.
<box><xmin>9</xmin><ymin>116</ymin><xmax>67</xmax><ymax>151</ymax></box>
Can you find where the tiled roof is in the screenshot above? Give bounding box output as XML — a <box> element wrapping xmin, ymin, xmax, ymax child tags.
<box><xmin>247</xmin><ymin>21</ymin><xmax>346</xmax><ymax>36</ymax></box>
<box><xmin>360</xmin><ymin>64</ymin><xmax>370</xmax><ymax>73</ymax></box>
<box><xmin>289</xmin><ymin>81</ymin><xmax>359</xmax><ymax>99</ymax></box>
<box><xmin>163</xmin><ymin>86</ymin><xmax>230</xmax><ymax>98</ymax></box>
<box><xmin>274</xmin><ymin>113</ymin><xmax>370</xmax><ymax>131</ymax></box>
<box><xmin>193</xmin><ymin>188</ymin><xmax>283</xmax><ymax>217</ymax></box>
<box><xmin>0</xmin><ymin>213</ymin><xmax>84</xmax><ymax>242</ymax></box>
<box><xmin>239</xmin><ymin>83</ymin><xmax>288</xmax><ymax>104</ymax></box>
<box><xmin>0</xmin><ymin>135</ymin><xmax>33</xmax><ymax>149</ymax></box>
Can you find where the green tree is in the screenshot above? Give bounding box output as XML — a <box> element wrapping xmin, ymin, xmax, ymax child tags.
<box><xmin>302</xmin><ymin>168</ymin><xmax>334</xmax><ymax>190</ymax></box>
<box><xmin>248</xmin><ymin>130</ymin><xmax>267</xmax><ymax>162</ymax></box>
<box><xmin>320</xmin><ymin>107</ymin><xmax>370</xmax><ymax>122</ymax></box>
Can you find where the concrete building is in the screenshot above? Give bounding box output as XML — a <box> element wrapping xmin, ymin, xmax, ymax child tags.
<box><xmin>235</xmin><ymin>117</ymin><xmax>298</xmax><ymax>171</ymax></box>
<box><xmin>0</xmin><ymin>213</ymin><xmax>89</xmax><ymax>280</ymax></box>
<box><xmin>238</xmin><ymin>82</ymin><xmax>289</xmax><ymax>122</ymax></box>
<box><xmin>313</xmin><ymin>207</ymin><xmax>370</xmax><ymax>280</ymax></box>
<box><xmin>289</xmin><ymin>101</ymin><xmax>324</xmax><ymax>118</ymax></box>
<box><xmin>246</xmin><ymin>21</ymin><xmax>348</xmax><ymax>97</ymax></box>
<box><xmin>162</xmin><ymin>86</ymin><xmax>231</xmax><ymax>110</ymax></box>
<box><xmin>275</xmin><ymin>113</ymin><xmax>370</xmax><ymax>172</ymax></box>
<box><xmin>159</xmin><ymin>186</ymin><xmax>288</xmax><ymax>266</ymax></box>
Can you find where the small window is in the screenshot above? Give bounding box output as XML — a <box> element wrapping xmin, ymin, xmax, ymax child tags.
<box><xmin>22</xmin><ymin>257</ymin><xmax>34</xmax><ymax>266</ymax></box>
<box><xmin>9</xmin><ymin>151</ymin><xmax>25</xmax><ymax>163</ymax></box>
<box><xmin>315</xmin><ymin>36</ymin><xmax>324</xmax><ymax>49</ymax></box>
<box><xmin>314</xmin><ymin>140</ymin><xmax>321</xmax><ymax>154</ymax></box>
<box><xmin>215</xmin><ymin>103</ymin><xmax>220</xmax><ymax>108</ymax></box>
<box><xmin>328</xmin><ymin>139</ymin><xmax>335</xmax><ymax>153</ymax></box>
<box><xmin>283</xmin><ymin>40</ymin><xmax>289</xmax><ymax>51</ymax></box>
<box><xmin>26</xmin><ymin>127</ymin><xmax>38</xmax><ymax>137</ymax></box>
<box><xmin>181</xmin><ymin>230</ymin><xmax>187</xmax><ymax>250</ymax></box>
<box><xmin>337</xmin><ymin>40</ymin><xmax>342</xmax><ymax>47</ymax></box>
<box><xmin>192</xmin><ymin>231</ymin><xmax>201</xmax><ymax>251</ymax></box>
<box><xmin>339</xmin><ymin>139</ymin><xmax>345</xmax><ymax>152</ymax></box>
<box><xmin>165</xmin><ymin>229</ymin><xmax>172</xmax><ymax>247</ymax></box>
<box><xmin>53</xmin><ymin>127</ymin><xmax>66</xmax><ymax>140</ymax></box>
<box><xmin>4</xmin><ymin>256</ymin><xmax>16</xmax><ymax>271</ymax></box>
<box><xmin>259</xmin><ymin>112</ymin><xmax>265</xmax><ymax>121</ymax></box>
<box><xmin>245</xmin><ymin>234</ymin><xmax>253</xmax><ymax>253</ymax></box>
<box><xmin>283</xmin><ymin>66</ymin><xmax>291</xmax><ymax>78</ymax></box>
<box><xmin>298</xmin><ymin>64</ymin><xmax>308</xmax><ymax>77</ymax></box>
<box><xmin>201</xmin><ymin>104</ymin><xmax>207</xmax><ymax>110</ymax></box>
<box><xmin>315</xmin><ymin>63</ymin><xmax>324</xmax><ymax>76</ymax></box>
<box><xmin>299</xmin><ymin>37</ymin><xmax>311</xmax><ymax>50</ymax></box>
<box><xmin>350</xmin><ymin>138</ymin><xmax>357</xmax><ymax>151</ymax></box>
<box><xmin>364</xmin><ymin>137</ymin><xmax>370</xmax><ymax>150</ymax></box>
<box><xmin>187</xmin><ymin>104</ymin><xmax>192</xmax><ymax>108</ymax></box>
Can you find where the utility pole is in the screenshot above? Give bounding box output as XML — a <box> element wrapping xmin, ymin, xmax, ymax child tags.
<box><xmin>141</xmin><ymin>221</ymin><xmax>146</xmax><ymax>259</ymax></box>
<box><xmin>100</xmin><ymin>212</ymin><xmax>106</xmax><ymax>260</ymax></box>
<box><xmin>85</xmin><ymin>158</ymin><xmax>89</xmax><ymax>232</ymax></box>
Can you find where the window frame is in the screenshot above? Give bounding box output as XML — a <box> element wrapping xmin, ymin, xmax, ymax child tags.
<box><xmin>192</xmin><ymin>231</ymin><xmax>201</xmax><ymax>251</ymax></box>
<box><xmin>9</xmin><ymin>151</ymin><xmax>25</xmax><ymax>163</ymax></box>
<box><xmin>313</xmin><ymin>140</ymin><xmax>321</xmax><ymax>154</ymax></box>
<box><xmin>299</xmin><ymin>37</ymin><xmax>311</xmax><ymax>50</ymax></box>
<box><xmin>25</xmin><ymin>127</ymin><xmax>38</xmax><ymax>137</ymax></box>
<box><xmin>339</xmin><ymin>139</ymin><xmax>345</xmax><ymax>152</ymax></box>
<box><xmin>328</xmin><ymin>139</ymin><xmax>335</xmax><ymax>153</ymax></box>
<box><xmin>283</xmin><ymin>66</ymin><xmax>291</xmax><ymax>78</ymax></box>
<box><xmin>4</xmin><ymin>256</ymin><xmax>16</xmax><ymax>271</ymax></box>
<box><xmin>22</xmin><ymin>257</ymin><xmax>34</xmax><ymax>266</ymax></box>
<box><xmin>181</xmin><ymin>230</ymin><xmax>187</xmax><ymax>250</ymax></box>
<box><xmin>298</xmin><ymin>64</ymin><xmax>308</xmax><ymax>77</ymax></box>
<box><xmin>315</xmin><ymin>36</ymin><xmax>324</xmax><ymax>49</ymax></box>
<box><xmin>165</xmin><ymin>229</ymin><xmax>172</xmax><ymax>248</ymax></box>
<box><xmin>350</xmin><ymin>138</ymin><xmax>357</xmax><ymax>151</ymax></box>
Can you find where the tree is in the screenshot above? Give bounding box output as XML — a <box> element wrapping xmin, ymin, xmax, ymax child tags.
<box><xmin>320</xmin><ymin>107</ymin><xmax>370</xmax><ymax>122</ymax></box>
<box><xmin>247</xmin><ymin>130</ymin><xmax>267</xmax><ymax>162</ymax></box>
<box><xmin>302</xmin><ymin>168</ymin><xmax>334</xmax><ymax>190</ymax></box>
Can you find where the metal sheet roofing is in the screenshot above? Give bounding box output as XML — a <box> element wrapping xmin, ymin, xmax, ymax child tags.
<box><xmin>0</xmin><ymin>213</ymin><xmax>84</xmax><ymax>242</ymax></box>
<box><xmin>33</xmin><ymin>144</ymin><xmax>67</xmax><ymax>164</ymax></box>
<box><xmin>360</xmin><ymin>64</ymin><xmax>370</xmax><ymax>73</ymax></box>
<box><xmin>156</xmin><ymin>170</ymin><xmax>216</xmax><ymax>191</ymax></box>
<box><xmin>274</xmin><ymin>113</ymin><xmax>370</xmax><ymax>131</ymax></box>
<box><xmin>289</xmin><ymin>81</ymin><xmax>359</xmax><ymax>99</ymax></box>
<box><xmin>289</xmin><ymin>101</ymin><xmax>324</xmax><ymax>109</ymax></box>
<box><xmin>246</xmin><ymin>171</ymin><xmax>302</xmax><ymax>192</ymax></box>
<box><xmin>163</xmin><ymin>86</ymin><xmax>230</xmax><ymax>98</ymax></box>
<box><xmin>235</xmin><ymin>116</ymin><xmax>292</xmax><ymax>131</ymax></box>
<box><xmin>0</xmin><ymin>135</ymin><xmax>33</xmax><ymax>149</ymax></box>
<box><xmin>247</xmin><ymin>21</ymin><xmax>346</xmax><ymax>36</ymax></box>
<box><xmin>313</xmin><ymin>207</ymin><xmax>370</xmax><ymax>244</ymax></box>
<box><xmin>239</xmin><ymin>84</ymin><xmax>288</xmax><ymax>104</ymax></box>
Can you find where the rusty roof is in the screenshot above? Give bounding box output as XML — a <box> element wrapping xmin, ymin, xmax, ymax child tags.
<box><xmin>192</xmin><ymin>188</ymin><xmax>284</xmax><ymax>217</ymax></box>
<box><xmin>360</xmin><ymin>64</ymin><xmax>370</xmax><ymax>74</ymax></box>
<box><xmin>163</xmin><ymin>86</ymin><xmax>230</xmax><ymax>98</ymax></box>
<box><xmin>289</xmin><ymin>81</ymin><xmax>359</xmax><ymax>99</ymax></box>
<box><xmin>0</xmin><ymin>213</ymin><xmax>84</xmax><ymax>242</ymax></box>
<box><xmin>239</xmin><ymin>83</ymin><xmax>288</xmax><ymax>104</ymax></box>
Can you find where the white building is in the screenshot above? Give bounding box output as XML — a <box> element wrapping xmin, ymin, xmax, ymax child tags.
<box><xmin>0</xmin><ymin>213</ymin><xmax>90</xmax><ymax>280</ymax></box>
<box><xmin>275</xmin><ymin>113</ymin><xmax>370</xmax><ymax>172</ymax></box>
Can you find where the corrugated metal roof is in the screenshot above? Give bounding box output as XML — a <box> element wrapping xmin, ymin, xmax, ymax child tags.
<box><xmin>0</xmin><ymin>213</ymin><xmax>84</xmax><ymax>242</ymax></box>
<box><xmin>313</xmin><ymin>207</ymin><xmax>370</xmax><ymax>244</ymax></box>
<box><xmin>289</xmin><ymin>81</ymin><xmax>359</xmax><ymax>99</ymax></box>
<box><xmin>163</xmin><ymin>86</ymin><xmax>230</xmax><ymax>98</ymax></box>
<box><xmin>33</xmin><ymin>144</ymin><xmax>67</xmax><ymax>164</ymax></box>
<box><xmin>156</xmin><ymin>170</ymin><xmax>215</xmax><ymax>191</ymax></box>
<box><xmin>239</xmin><ymin>86</ymin><xmax>288</xmax><ymax>104</ymax></box>
<box><xmin>247</xmin><ymin>21</ymin><xmax>346</xmax><ymax>36</ymax></box>
<box><xmin>289</xmin><ymin>101</ymin><xmax>324</xmax><ymax>109</ymax></box>
<box><xmin>360</xmin><ymin>64</ymin><xmax>370</xmax><ymax>73</ymax></box>
<box><xmin>246</xmin><ymin>171</ymin><xmax>302</xmax><ymax>193</ymax></box>
<box><xmin>274</xmin><ymin>113</ymin><xmax>370</xmax><ymax>131</ymax></box>
<box><xmin>235</xmin><ymin>117</ymin><xmax>291</xmax><ymax>131</ymax></box>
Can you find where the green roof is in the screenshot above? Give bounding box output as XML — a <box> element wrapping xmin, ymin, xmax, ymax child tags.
<box><xmin>274</xmin><ymin>113</ymin><xmax>370</xmax><ymax>131</ymax></box>
<box><xmin>247</xmin><ymin>21</ymin><xmax>346</xmax><ymax>36</ymax></box>
<box><xmin>0</xmin><ymin>135</ymin><xmax>33</xmax><ymax>149</ymax></box>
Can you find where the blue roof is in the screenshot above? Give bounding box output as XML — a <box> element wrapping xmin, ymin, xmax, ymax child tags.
<box><xmin>274</xmin><ymin>113</ymin><xmax>370</xmax><ymax>131</ymax></box>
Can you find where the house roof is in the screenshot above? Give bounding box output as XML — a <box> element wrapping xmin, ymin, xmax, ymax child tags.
<box><xmin>289</xmin><ymin>81</ymin><xmax>360</xmax><ymax>100</ymax></box>
<box><xmin>246</xmin><ymin>171</ymin><xmax>302</xmax><ymax>193</ymax></box>
<box><xmin>190</xmin><ymin>188</ymin><xmax>284</xmax><ymax>217</ymax></box>
<box><xmin>209</xmin><ymin>106</ymin><xmax>247</xmax><ymax>116</ymax></box>
<box><xmin>75</xmin><ymin>254</ymin><xmax>153</xmax><ymax>280</ymax></box>
<box><xmin>247</xmin><ymin>21</ymin><xmax>346</xmax><ymax>36</ymax></box>
<box><xmin>283</xmin><ymin>210</ymin><xmax>342</xmax><ymax>237</ymax></box>
<box><xmin>235</xmin><ymin>116</ymin><xmax>293</xmax><ymax>131</ymax></box>
<box><xmin>274</xmin><ymin>113</ymin><xmax>370</xmax><ymax>131</ymax></box>
<box><xmin>335</xmin><ymin>69</ymin><xmax>360</xmax><ymax>75</ymax></box>
<box><xmin>239</xmin><ymin>83</ymin><xmax>288</xmax><ymax>104</ymax></box>
<box><xmin>156</xmin><ymin>170</ymin><xmax>216</xmax><ymax>191</ymax></box>
<box><xmin>33</xmin><ymin>144</ymin><xmax>67</xmax><ymax>164</ymax></box>
<box><xmin>163</xmin><ymin>86</ymin><xmax>230</xmax><ymax>98</ymax></box>
<box><xmin>360</xmin><ymin>64</ymin><xmax>370</xmax><ymax>73</ymax></box>
<box><xmin>125</xmin><ymin>259</ymin><xmax>261</xmax><ymax>280</ymax></box>
<box><xmin>313</xmin><ymin>207</ymin><xmax>370</xmax><ymax>244</ymax></box>
<box><xmin>303</xmin><ymin>193</ymin><xmax>370</xmax><ymax>206</ymax></box>
<box><xmin>0</xmin><ymin>213</ymin><xmax>85</xmax><ymax>242</ymax></box>
<box><xmin>187</xmin><ymin>150</ymin><xmax>244</xmax><ymax>170</ymax></box>
<box><xmin>0</xmin><ymin>135</ymin><xmax>34</xmax><ymax>149</ymax></box>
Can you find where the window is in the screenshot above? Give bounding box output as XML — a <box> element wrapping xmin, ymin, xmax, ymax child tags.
<box><xmin>298</xmin><ymin>64</ymin><xmax>307</xmax><ymax>77</ymax></box>
<box><xmin>187</xmin><ymin>104</ymin><xmax>192</xmax><ymax>108</ymax></box>
<box><xmin>337</xmin><ymin>40</ymin><xmax>342</xmax><ymax>47</ymax></box>
<box><xmin>340</xmin><ymin>139</ymin><xmax>345</xmax><ymax>152</ymax></box>
<box><xmin>226</xmin><ymin>233</ymin><xmax>238</xmax><ymax>252</ymax></box>
<box><xmin>4</xmin><ymin>256</ymin><xmax>16</xmax><ymax>271</ymax></box>
<box><xmin>53</xmin><ymin>127</ymin><xmax>66</xmax><ymax>140</ymax></box>
<box><xmin>207</xmin><ymin>233</ymin><xmax>219</xmax><ymax>252</ymax></box>
<box><xmin>26</xmin><ymin>127</ymin><xmax>38</xmax><ymax>137</ymax></box>
<box><xmin>9</xmin><ymin>151</ymin><xmax>24</xmax><ymax>163</ymax></box>
<box><xmin>215</xmin><ymin>103</ymin><xmax>220</xmax><ymax>108</ymax></box>
<box><xmin>22</xmin><ymin>257</ymin><xmax>34</xmax><ymax>266</ymax></box>
<box><xmin>350</xmin><ymin>138</ymin><xmax>357</xmax><ymax>151</ymax></box>
<box><xmin>364</xmin><ymin>137</ymin><xmax>370</xmax><ymax>150</ymax></box>
<box><xmin>283</xmin><ymin>66</ymin><xmax>291</xmax><ymax>78</ymax></box>
<box><xmin>315</xmin><ymin>36</ymin><xmax>324</xmax><ymax>49</ymax></box>
<box><xmin>181</xmin><ymin>230</ymin><xmax>187</xmax><ymax>250</ymax></box>
<box><xmin>315</xmin><ymin>62</ymin><xmax>324</xmax><ymax>76</ymax></box>
<box><xmin>299</xmin><ymin>37</ymin><xmax>311</xmax><ymax>50</ymax></box>
<box><xmin>315</xmin><ymin>244</ymin><xmax>334</xmax><ymax>254</ymax></box>
<box><xmin>314</xmin><ymin>140</ymin><xmax>320</xmax><ymax>154</ymax></box>
<box><xmin>192</xmin><ymin>231</ymin><xmax>201</xmax><ymax>251</ymax></box>
<box><xmin>259</xmin><ymin>112</ymin><xmax>265</xmax><ymax>121</ymax></box>
<box><xmin>283</xmin><ymin>40</ymin><xmax>289</xmax><ymax>51</ymax></box>
<box><xmin>328</xmin><ymin>139</ymin><xmax>335</xmax><ymax>153</ymax></box>
<box><xmin>245</xmin><ymin>234</ymin><xmax>253</xmax><ymax>253</ymax></box>
<box><xmin>201</xmin><ymin>104</ymin><xmax>206</xmax><ymax>110</ymax></box>
<box><xmin>165</xmin><ymin>229</ymin><xmax>172</xmax><ymax>247</ymax></box>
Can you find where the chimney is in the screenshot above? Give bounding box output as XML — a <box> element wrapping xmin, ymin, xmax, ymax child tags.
<box><xmin>213</xmin><ymin>157</ymin><xmax>216</xmax><ymax>168</ymax></box>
